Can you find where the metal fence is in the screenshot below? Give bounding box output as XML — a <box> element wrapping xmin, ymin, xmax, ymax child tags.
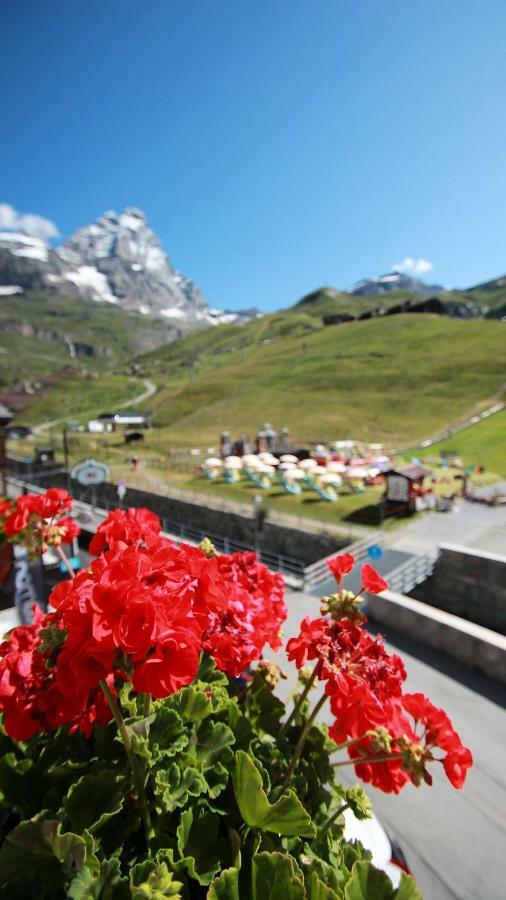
<box><xmin>383</xmin><ymin>551</ymin><xmax>438</xmax><ymax>595</ymax></box>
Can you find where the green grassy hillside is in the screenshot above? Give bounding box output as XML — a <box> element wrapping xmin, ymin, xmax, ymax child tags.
<box><xmin>292</xmin><ymin>284</ymin><xmax>506</xmax><ymax>320</ymax></box>
<box><xmin>0</xmin><ymin>291</ymin><xmax>174</xmax><ymax>385</ymax></box>
<box><xmin>132</xmin><ymin>314</ymin><xmax>505</xmax><ymax>448</ymax></box>
<box><xmin>423</xmin><ymin>410</ymin><xmax>506</xmax><ymax>476</ymax></box>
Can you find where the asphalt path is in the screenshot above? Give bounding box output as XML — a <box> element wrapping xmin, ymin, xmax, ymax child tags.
<box><xmin>267</xmin><ymin>588</ymin><xmax>506</xmax><ymax>900</ymax></box>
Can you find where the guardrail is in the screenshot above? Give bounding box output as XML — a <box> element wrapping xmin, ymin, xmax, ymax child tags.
<box><xmin>383</xmin><ymin>550</ymin><xmax>438</xmax><ymax>595</ymax></box>
<box><xmin>302</xmin><ymin>531</ymin><xmax>386</xmax><ymax>590</ymax></box>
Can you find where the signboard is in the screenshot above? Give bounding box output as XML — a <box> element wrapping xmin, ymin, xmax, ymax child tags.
<box><xmin>70</xmin><ymin>458</ymin><xmax>110</xmax><ymax>487</ymax></box>
<box><xmin>386</xmin><ymin>474</ymin><xmax>409</xmax><ymax>503</ymax></box>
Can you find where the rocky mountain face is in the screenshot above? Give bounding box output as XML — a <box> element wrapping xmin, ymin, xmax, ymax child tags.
<box><xmin>348</xmin><ymin>271</ymin><xmax>444</xmax><ymax>296</ymax></box>
<box><xmin>0</xmin><ymin>208</ymin><xmax>259</xmax><ymax>327</ymax></box>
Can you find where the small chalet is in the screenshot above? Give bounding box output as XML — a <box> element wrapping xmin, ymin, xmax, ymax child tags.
<box><xmin>384</xmin><ymin>465</ymin><xmax>432</xmax><ymax>515</ymax></box>
<box><xmin>98</xmin><ymin>411</ymin><xmax>152</xmax><ymax>429</ymax></box>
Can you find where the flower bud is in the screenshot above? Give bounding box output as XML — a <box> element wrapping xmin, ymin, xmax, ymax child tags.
<box><xmin>199</xmin><ymin>537</ymin><xmax>219</xmax><ymax>558</ymax></box>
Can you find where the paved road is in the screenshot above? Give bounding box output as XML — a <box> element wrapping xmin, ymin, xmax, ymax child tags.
<box><xmin>267</xmin><ymin>588</ymin><xmax>506</xmax><ymax>900</ymax></box>
<box><xmin>386</xmin><ymin>499</ymin><xmax>506</xmax><ymax>558</ymax></box>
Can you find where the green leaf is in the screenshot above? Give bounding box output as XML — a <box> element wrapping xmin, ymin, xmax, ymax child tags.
<box><xmin>67</xmin><ymin>857</ymin><xmax>127</xmax><ymax>900</ymax></box>
<box><xmin>232</xmin><ymin>751</ymin><xmax>316</xmax><ymax>838</ymax></box>
<box><xmin>171</xmin><ymin>685</ymin><xmax>214</xmax><ymax>722</ymax></box>
<box><xmin>252</xmin><ymin>852</ymin><xmax>306</xmax><ymax>900</ymax></box>
<box><xmin>173</xmin><ymin>808</ymin><xmax>231</xmax><ymax>886</ymax></box>
<box><xmin>130</xmin><ymin>859</ymin><xmax>183</xmax><ymax>898</ymax></box>
<box><xmin>395</xmin><ymin>874</ymin><xmax>424</xmax><ymax>900</ymax></box>
<box><xmin>197</xmin><ymin>720</ymin><xmax>235</xmax><ymax>770</ymax></box>
<box><xmin>344</xmin><ymin>861</ymin><xmax>396</xmax><ymax>900</ymax></box>
<box><xmin>204</xmin><ymin>761</ymin><xmax>230</xmax><ymax>799</ymax></box>
<box><xmin>149</xmin><ymin>708</ymin><xmax>189</xmax><ymax>760</ymax></box>
<box><xmin>308</xmin><ymin>871</ymin><xmax>343</xmax><ymax>900</ymax></box>
<box><xmin>63</xmin><ymin>770</ymin><xmax>126</xmax><ymax>833</ymax></box>
<box><xmin>198</xmin><ymin>652</ymin><xmax>229</xmax><ymax>685</ymax></box>
<box><xmin>155</xmin><ymin>762</ymin><xmax>207</xmax><ymax>812</ymax></box>
<box><xmin>246</xmin><ymin>673</ymin><xmax>285</xmax><ymax>735</ymax></box>
<box><xmin>207</xmin><ymin>866</ymin><xmax>240</xmax><ymax>900</ymax></box>
<box><xmin>0</xmin><ymin>753</ymin><xmax>54</xmax><ymax>815</ymax></box>
<box><xmin>0</xmin><ymin>820</ymin><xmax>86</xmax><ymax>886</ymax></box>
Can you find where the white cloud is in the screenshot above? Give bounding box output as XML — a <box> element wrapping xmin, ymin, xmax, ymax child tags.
<box><xmin>0</xmin><ymin>203</ymin><xmax>59</xmax><ymax>241</ymax></box>
<box><xmin>392</xmin><ymin>256</ymin><xmax>433</xmax><ymax>275</ymax></box>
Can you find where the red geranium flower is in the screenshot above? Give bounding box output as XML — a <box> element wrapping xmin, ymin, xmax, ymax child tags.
<box><xmin>361</xmin><ymin>563</ymin><xmax>388</xmax><ymax>594</ymax></box>
<box><xmin>89</xmin><ymin>507</ymin><xmax>162</xmax><ymax>555</ymax></box>
<box><xmin>327</xmin><ymin>552</ymin><xmax>355</xmax><ymax>583</ymax></box>
<box><xmin>402</xmin><ymin>693</ymin><xmax>473</xmax><ymax>789</ymax></box>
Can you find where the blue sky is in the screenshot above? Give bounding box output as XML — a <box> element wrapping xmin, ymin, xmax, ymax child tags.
<box><xmin>1</xmin><ymin>0</ymin><xmax>505</xmax><ymax>311</ymax></box>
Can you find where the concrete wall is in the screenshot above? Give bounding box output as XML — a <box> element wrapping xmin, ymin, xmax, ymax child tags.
<box><xmin>412</xmin><ymin>543</ymin><xmax>506</xmax><ymax>635</ymax></box>
<box><xmin>365</xmin><ymin>589</ymin><xmax>506</xmax><ymax>685</ymax></box>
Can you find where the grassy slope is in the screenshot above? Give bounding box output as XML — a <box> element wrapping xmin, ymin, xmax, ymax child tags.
<box><xmin>16</xmin><ymin>375</ymin><xmax>143</xmax><ymax>426</ymax></box>
<box><xmin>135</xmin><ymin>314</ymin><xmax>505</xmax><ymax>448</ymax></box>
<box><xmin>0</xmin><ymin>291</ymin><xmax>172</xmax><ymax>383</ymax></box>
<box><xmin>293</xmin><ymin>284</ymin><xmax>506</xmax><ymax>320</ymax></box>
<box><xmin>422</xmin><ymin>410</ymin><xmax>506</xmax><ymax>476</ymax></box>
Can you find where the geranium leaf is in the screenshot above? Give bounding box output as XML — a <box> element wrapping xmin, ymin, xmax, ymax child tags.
<box><xmin>198</xmin><ymin>652</ymin><xmax>229</xmax><ymax>685</ymax></box>
<box><xmin>232</xmin><ymin>751</ymin><xmax>316</xmax><ymax>837</ymax></box>
<box><xmin>171</xmin><ymin>685</ymin><xmax>214</xmax><ymax>722</ymax></box>
<box><xmin>252</xmin><ymin>852</ymin><xmax>306</xmax><ymax>900</ymax></box>
<box><xmin>155</xmin><ymin>763</ymin><xmax>207</xmax><ymax>812</ymax></box>
<box><xmin>130</xmin><ymin>859</ymin><xmax>183</xmax><ymax>898</ymax></box>
<box><xmin>67</xmin><ymin>857</ymin><xmax>127</xmax><ymax>899</ymax></box>
<box><xmin>196</xmin><ymin>720</ymin><xmax>235</xmax><ymax>770</ymax></box>
<box><xmin>246</xmin><ymin>673</ymin><xmax>286</xmax><ymax>735</ymax></box>
<box><xmin>395</xmin><ymin>874</ymin><xmax>424</xmax><ymax>900</ymax></box>
<box><xmin>204</xmin><ymin>761</ymin><xmax>230</xmax><ymax>799</ymax></box>
<box><xmin>0</xmin><ymin>819</ymin><xmax>86</xmax><ymax>887</ymax></box>
<box><xmin>149</xmin><ymin>708</ymin><xmax>189</xmax><ymax>759</ymax></box>
<box><xmin>174</xmin><ymin>809</ymin><xmax>231</xmax><ymax>886</ymax></box>
<box><xmin>63</xmin><ymin>771</ymin><xmax>126</xmax><ymax>834</ymax></box>
<box><xmin>344</xmin><ymin>861</ymin><xmax>396</xmax><ymax>900</ymax></box>
<box><xmin>308</xmin><ymin>871</ymin><xmax>343</xmax><ymax>899</ymax></box>
<box><xmin>207</xmin><ymin>866</ymin><xmax>240</xmax><ymax>899</ymax></box>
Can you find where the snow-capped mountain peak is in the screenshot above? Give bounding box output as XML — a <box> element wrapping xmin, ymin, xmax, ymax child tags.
<box><xmin>347</xmin><ymin>271</ymin><xmax>443</xmax><ymax>296</ymax></box>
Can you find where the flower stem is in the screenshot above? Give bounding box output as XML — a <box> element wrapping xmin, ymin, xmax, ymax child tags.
<box><xmin>281</xmin><ymin>692</ymin><xmax>328</xmax><ymax>789</ymax></box>
<box><xmin>331</xmin><ymin>735</ymin><xmax>367</xmax><ymax>753</ymax></box>
<box><xmin>332</xmin><ymin>753</ymin><xmax>404</xmax><ymax>767</ymax></box>
<box><xmin>320</xmin><ymin>802</ymin><xmax>349</xmax><ymax>836</ymax></box>
<box><xmin>280</xmin><ymin>666</ymin><xmax>318</xmax><ymax>736</ymax></box>
<box><xmin>56</xmin><ymin>544</ymin><xmax>75</xmax><ymax>579</ymax></box>
<box><xmin>99</xmin><ymin>679</ymin><xmax>154</xmax><ymax>840</ymax></box>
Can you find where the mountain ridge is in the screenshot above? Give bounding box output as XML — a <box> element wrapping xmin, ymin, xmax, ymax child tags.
<box><xmin>0</xmin><ymin>207</ymin><xmax>260</xmax><ymax>327</ymax></box>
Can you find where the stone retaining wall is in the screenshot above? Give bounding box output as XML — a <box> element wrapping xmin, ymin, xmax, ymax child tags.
<box><xmin>365</xmin><ymin>588</ymin><xmax>506</xmax><ymax>685</ymax></box>
<box><xmin>412</xmin><ymin>543</ymin><xmax>506</xmax><ymax>635</ymax></box>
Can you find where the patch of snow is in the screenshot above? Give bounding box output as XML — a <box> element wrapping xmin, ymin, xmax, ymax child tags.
<box><xmin>12</xmin><ymin>245</ymin><xmax>49</xmax><ymax>262</ymax></box>
<box><xmin>377</xmin><ymin>274</ymin><xmax>401</xmax><ymax>283</ymax></box>
<box><xmin>120</xmin><ymin>212</ymin><xmax>144</xmax><ymax>231</ymax></box>
<box><xmin>206</xmin><ymin>312</ymin><xmax>239</xmax><ymax>325</ymax></box>
<box><xmin>64</xmin><ymin>266</ymin><xmax>117</xmax><ymax>303</ymax></box>
<box><xmin>0</xmin><ymin>285</ymin><xmax>23</xmax><ymax>295</ymax></box>
<box><xmin>0</xmin><ymin>231</ymin><xmax>48</xmax><ymax>249</ymax></box>
<box><xmin>131</xmin><ymin>263</ymin><xmax>143</xmax><ymax>272</ymax></box>
<box><xmin>139</xmin><ymin>305</ymin><xmax>150</xmax><ymax>315</ymax></box>
<box><xmin>145</xmin><ymin>247</ymin><xmax>166</xmax><ymax>273</ymax></box>
<box><xmin>160</xmin><ymin>307</ymin><xmax>187</xmax><ymax>319</ymax></box>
